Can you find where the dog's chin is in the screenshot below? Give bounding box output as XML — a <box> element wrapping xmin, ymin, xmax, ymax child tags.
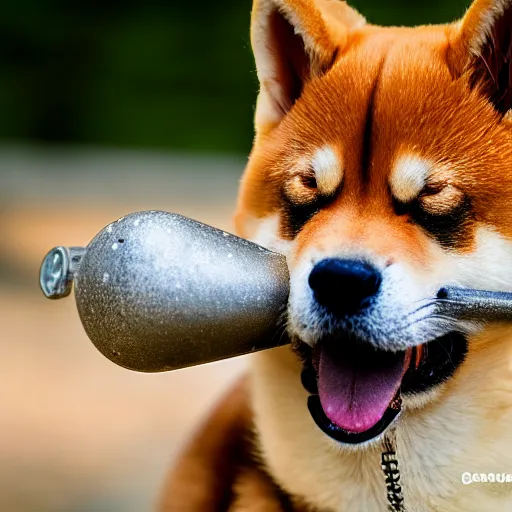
<box><xmin>295</xmin><ymin>331</ymin><xmax>468</xmax><ymax>446</ymax></box>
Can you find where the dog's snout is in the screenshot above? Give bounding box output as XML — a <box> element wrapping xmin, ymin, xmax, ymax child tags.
<box><xmin>308</xmin><ymin>258</ymin><xmax>381</xmax><ymax>315</ymax></box>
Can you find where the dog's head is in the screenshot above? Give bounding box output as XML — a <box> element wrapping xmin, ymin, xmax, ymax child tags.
<box><xmin>236</xmin><ymin>0</ymin><xmax>512</xmax><ymax>445</ymax></box>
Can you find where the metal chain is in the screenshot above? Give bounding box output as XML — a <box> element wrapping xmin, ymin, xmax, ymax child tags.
<box><xmin>381</xmin><ymin>424</ymin><xmax>405</xmax><ymax>511</ymax></box>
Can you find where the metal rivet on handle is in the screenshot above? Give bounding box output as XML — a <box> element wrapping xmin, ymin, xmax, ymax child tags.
<box><xmin>40</xmin><ymin>246</ymin><xmax>85</xmax><ymax>299</ymax></box>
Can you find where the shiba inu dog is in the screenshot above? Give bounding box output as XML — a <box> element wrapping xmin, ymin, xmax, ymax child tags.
<box><xmin>162</xmin><ymin>0</ymin><xmax>512</xmax><ymax>510</ymax></box>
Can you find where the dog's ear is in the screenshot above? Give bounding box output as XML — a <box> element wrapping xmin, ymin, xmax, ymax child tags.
<box><xmin>251</xmin><ymin>0</ymin><xmax>365</xmax><ymax>133</ymax></box>
<box><xmin>450</xmin><ymin>0</ymin><xmax>512</xmax><ymax>115</ymax></box>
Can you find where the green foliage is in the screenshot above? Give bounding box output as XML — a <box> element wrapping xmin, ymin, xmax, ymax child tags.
<box><xmin>0</xmin><ymin>0</ymin><xmax>470</xmax><ymax>154</ymax></box>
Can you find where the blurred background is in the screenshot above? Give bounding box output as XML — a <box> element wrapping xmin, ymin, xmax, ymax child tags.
<box><xmin>0</xmin><ymin>1</ymin><xmax>471</xmax><ymax>510</ymax></box>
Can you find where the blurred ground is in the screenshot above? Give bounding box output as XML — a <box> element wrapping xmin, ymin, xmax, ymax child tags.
<box><xmin>0</xmin><ymin>146</ymin><xmax>248</xmax><ymax>511</ymax></box>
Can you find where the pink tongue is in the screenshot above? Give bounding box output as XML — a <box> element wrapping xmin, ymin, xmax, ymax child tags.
<box><xmin>318</xmin><ymin>343</ymin><xmax>406</xmax><ymax>433</ymax></box>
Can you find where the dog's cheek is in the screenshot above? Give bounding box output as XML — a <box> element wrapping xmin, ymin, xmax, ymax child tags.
<box><xmin>437</xmin><ymin>226</ymin><xmax>512</xmax><ymax>292</ymax></box>
<box><xmin>287</xmin><ymin>259</ymin><xmax>321</xmax><ymax>346</ymax></box>
<box><xmin>248</xmin><ymin>214</ymin><xmax>294</xmax><ymax>257</ymax></box>
<box><xmin>249</xmin><ymin>214</ymin><xmax>313</xmax><ymax>338</ymax></box>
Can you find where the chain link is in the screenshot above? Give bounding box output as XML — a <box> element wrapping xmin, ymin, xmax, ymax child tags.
<box><xmin>381</xmin><ymin>428</ymin><xmax>405</xmax><ymax>512</ymax></box>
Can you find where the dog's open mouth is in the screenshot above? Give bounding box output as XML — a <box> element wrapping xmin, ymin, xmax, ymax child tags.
<box><xmin>299</xmin><ymin>332</ymin><xmax>468</xmax><ymax>444</ymax></box>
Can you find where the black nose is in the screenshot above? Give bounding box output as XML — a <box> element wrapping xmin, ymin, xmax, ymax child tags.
<box><xmin>308</xmin><ymin>258</ymin><xmax>381</xmax><ymax>315</ymax></box>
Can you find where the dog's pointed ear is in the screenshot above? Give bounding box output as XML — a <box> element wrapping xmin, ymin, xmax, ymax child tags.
<box><xmin>251</xmin><ymin>0</ymin><xmax>365</xmax><ymax>133</ymax></box>
<box><xmin>450</xmin><ymin>0</ymin><xmax>512</xmax><ymax>115</ymax></box>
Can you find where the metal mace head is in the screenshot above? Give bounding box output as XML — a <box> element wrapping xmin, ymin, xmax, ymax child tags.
<box><xmin>41</xmin><ymin>211</ymin><xmax>289</xmax><ymax>372</ymax></box>
<box><xmin>40</xmin><ymin>210</ymin><xmax>512</xmax><ymax>373</ymax></box>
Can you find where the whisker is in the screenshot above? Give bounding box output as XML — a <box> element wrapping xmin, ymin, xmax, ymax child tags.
<box><xmin>382</xmin><ymin>313</ymin><xmax>458</xmax><ymax>340</ymax></box>
<box><xmin>271</xmin><ymin>307</ymin><xmax>289</xmax><ymax>346</ymax></box>
<box><xmin>403</xmin><ymin>301</ymin><xmax>438</xmax><ymax>319</ymax></box>
<box><xmin>439</xmin><ymin>341</ymin><xmax>455</xmax><ymax>366</ymax></box>
<box><xmin>403</xmin><ymin>297</ymin><xmax>473</xmax><ymax>325</ymax></box>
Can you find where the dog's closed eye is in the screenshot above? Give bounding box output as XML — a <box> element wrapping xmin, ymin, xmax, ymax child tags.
<box><xmin>283</xmin><ymin>145</ymin><xmax>343</xmax><ymax>206</ymax></box>
<box><xmin>418</xmin><ymin>184</ymin><xmax>464</xmax><ymax>216</ymax></box>
<box><xmin>283</xmin><ymin>172</ymin><xmax>318</xmax><ymax>205</ymax></box>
